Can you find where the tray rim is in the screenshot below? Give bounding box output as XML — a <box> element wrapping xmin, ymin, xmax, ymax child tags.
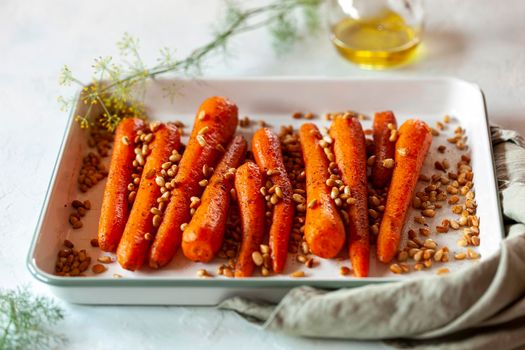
<box><xmin>26</xmin><ymin>76</ymin><xmax>504</xmax><ymax>288</ymax></box>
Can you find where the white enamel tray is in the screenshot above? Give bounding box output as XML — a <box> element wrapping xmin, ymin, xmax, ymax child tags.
<box><xmin>27</xmin><ymin>77</ymin><xmax>503</xmax><ymax>305</ymax></box>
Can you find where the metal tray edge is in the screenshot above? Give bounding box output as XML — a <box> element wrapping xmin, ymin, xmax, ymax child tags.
<box><xmin>26</xmin><ymin>77</ymin><xmax>505</xmax><ymax>289</ymax></box>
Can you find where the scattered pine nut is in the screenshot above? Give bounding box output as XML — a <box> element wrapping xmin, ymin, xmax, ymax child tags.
<box><xmin>196</xmin><ymin>135</ymin><xmax>207</xmax><ymax>147</ymax></box>
<box><xmin>390</xmin><ymin>264</ymin><xmax>403</xmax><ymax>274</ymax></box>
<box><xmin>437</xmin><ymin>268</ymin><xmax>450</xmax><ymax>275</ymax></box>
<box><xmin>252</xmin><ymin>251</ymin><xmax>263</xmax><ymax>266</ymax></box>
<box><xmin>290</xmin><ymin>270</ymin><xmax>305</xmax><ymax>278</ymax></box>
<box><xmin>97</xmin><ymin>256</ymin><xmax>114</xmax><ymax>264</ymax></box>
<box><xmin>382</xmin><ymin>158</ymin><xmax>395</xmax><ymax>168</ymax></box>
<box><xmin>339</xmin><ymin>266</ymin><xmax>351</xmax><ymax>276</ymax></box>
<box><xmin>196</xmin><ymin>269</ymin><xmax>212</xmax><ymax>278</ymax></box>
<box><xmin>92</xmin><ymin>264</ymin><xmax>107</xmax><ymax>274</ymax></box>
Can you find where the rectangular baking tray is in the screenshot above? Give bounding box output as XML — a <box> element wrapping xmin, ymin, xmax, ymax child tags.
<box><xmin>27</xmin><ymin>77</ymin><xmax>503</xmax><ymax>305</ymax></box>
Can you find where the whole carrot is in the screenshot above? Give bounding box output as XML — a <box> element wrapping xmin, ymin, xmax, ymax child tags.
<box><xmin>299</xmin><ymin>123</ymin><xmax>345</xmax><ymax>259</ymax></box>
<box><xmin>371</xmin><ymin>111</ymin><xmax>398</xmax><ymax>188</ymax></box>
<box><xmin>116</xmin><ymin>123</ymin><xmax>181</xmax><ymax>271</ymax></box>
<box><xmin>377</xmin><ymin>119</ymin><xmax>432</xmax><ymax>263</ymax></box>
<box><xmin>181</xmin><ymin>136</ymin><xmax>247</xmax><ymax>262</ymax></box>
<box><xmin>149</xmin><ymin>96</ymin><xmax>238</xmax><ymax>268</ymax></box>
<box><xmin>252</xmin><ymin>128</ymin><xmax>294</xmax><ymax>273</ymax></box>
<box><xmin>98</xmin><ymin>117</ymin><xmax>145</xmax><ymax>252</ymax></box>
<box><xmin>330</xmin><ymin>116</ymin><xmax>370</xmax><ymax>277</ymax></box>
<box><xmin>234</xmin><ymin>162</ymin><xmax>266</xmax><ymax>277</ymax></box>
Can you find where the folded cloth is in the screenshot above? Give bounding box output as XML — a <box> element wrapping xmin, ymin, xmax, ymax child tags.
<box><xmin>219</xmin><ymin>126</ymin><xmax>525</xmax><ymax>350</ymax></box>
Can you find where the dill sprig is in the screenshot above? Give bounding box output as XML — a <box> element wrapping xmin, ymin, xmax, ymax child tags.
<box><xmin>0</xmin><ymin>287</ymin><xmax>66</xmax><ymax>350</ymax></box>
<box><xmin>58</xmin><ymin>0</ymin><xmax>322</xmax><ymax>131</ymax></box>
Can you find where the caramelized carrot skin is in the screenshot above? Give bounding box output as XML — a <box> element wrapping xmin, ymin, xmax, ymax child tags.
<box><xmin>234</xmin><ymin>162</ymin><xmax>265</xmax><ymax>277</ymax></box>
<box><xmin>252</xmin><ymin>128</ymin><xmax>294</xmax><ymax>273</ymax></box>
<box><xmin>116</xmin><ymin>123</ymin><xmax>181</xmax><ymax>271</ymax></box>
<box><xmin>149</xmin><ymin>96</ymin><xmax>238</xmax><ymax>268</ymax></box>
<box><xmin>181</xmin><ymin>136</ymin><xmax>247</xmax><ymax>262</ymax></box>
<box><xmin>98</xmin><ymin>118</ymin><xmax>145</xmax><ymax>252</ymax></box>
<box><xmin>377</xmin><ymin>119</ymin><xmax>432</xmax><ymax>263</ymax></box>
<box><xmin>299</xmin><ymin>123</ymin><xmax>345</xmax><ymax>259</ymax></box>
<box><xmin>372</xmin><ymin>111</ymin><xmax>398</xmax><ymax>188</ymax></box>
<box><xmin>330</xmin><ymin>117</ymin><xmax>370</xmax><ymax>277</ymax></box>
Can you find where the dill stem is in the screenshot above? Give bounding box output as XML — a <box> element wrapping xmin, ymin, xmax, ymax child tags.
<box><xmin>95</xmin><ymin>1</ymin><xmax>313</xmax><ymax>94</ymax></box>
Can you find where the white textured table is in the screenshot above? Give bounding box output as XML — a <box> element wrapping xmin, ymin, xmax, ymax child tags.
<box><xmin>1</xmin><ymin>0</ymin><xmax>523</xmax><ymax>349</ymax></box>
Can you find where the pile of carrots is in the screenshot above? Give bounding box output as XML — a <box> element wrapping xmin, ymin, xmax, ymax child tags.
<box><xmin>97</xmin><ymin>96</ymin><xmax>432</xmax><ymax>277</ymax></box>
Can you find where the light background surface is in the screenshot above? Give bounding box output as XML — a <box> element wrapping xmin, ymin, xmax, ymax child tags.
<box><xmin>0</xmin><ymin>1</ymin><xmax>523</xmax><ymax>349</ymax></box>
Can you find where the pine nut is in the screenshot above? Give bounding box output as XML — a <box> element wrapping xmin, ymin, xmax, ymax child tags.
<box><xmin>196</xmin><ymin>269</ymin><xmax>211</xmax><ymax>278</ymax></box>
<box><xmin>423</xmin><ymin>239</ymin><xmax>437</xmax><ymax>249</ymax></box>
<box><xmin>390</xmin><ymin>264</ymin><xmax>403</xmax><ymax>274</ymax></box>
<box><xmin>152</xmin><ymin>215</ymin><xmax>162</xmax><ymax>228</ymax></box>
<box><xmin>197</xmin><ymin>126</ymin><xmax>209</xmax><ymax>136</ymax></box>
<box><xmin>196</xmin><ymin>135</ymin><xmax>207</xmax><ymax>147</ymax></box>
<box><xmin>150</xmin><ymin>207</ymin><xmax>162</xmax><ymax>215</ymax></box>
<box><xmin>97</xmin><ymin>256</ymin><xmax>113</xmax><ymax>264</ymax></box>
<box><xmin>340</xmin><ymin>266</ymin><xmax>351</xmax><ymax>276</ymax></box>
<box><xmin>92</xmin><ymin>264</ymin><xmax>107</xmax><ymax>274</ymax></box>
<box><xmin>307</xmin><ymin>199</ymin><xmax>317</xmax><ymax>208</ymax></box>
<box><xmin>252</xmin><ymin>251</ymin><xmax>263</xmax><ymax>266</ymax></box>
<box><xmin>382</xmin><ymin>158</ymin><xmax>395</xmax><ymax>168</ymax></box>
<box><xmin>293</xmin><ymin>193</ymin><xmax>305</xmax><ymax>203</ymax></box>
<box><xmin>389</xmin><ymin>129</ymin><xmax>398</xmax><ymax>142</ymax></box>
<box><xmin>290</xmin><ymin>271</ymin><xmax>305</xmax><ymax>278</ymax></box>
<box><xmin>454</xmin><ymin>252</ymin><xmax>466</xmax><ymax>260</ymax></box>
<box><xmin>437</xmin><ymin>268</ymin><xmax>449</xmax><ymax>275</ymax></box>
<box><xmin>397</xmin><ymin>251</ymin><xmax>408</xmax><ymax>262</ymax></box>
<box><xmin>155</xmin><ymin>176</ymin><xmax>165</xmax><ymax>187</ymax></box>
<box><xmin>347</xmin><ymin>197</ymin><xmax>357</xmax><ymax>205</ymax></box>
<box><xmin>414</xmin><ymin>216</ymin><xmax>425</xmax><ymax>224</ymax></box>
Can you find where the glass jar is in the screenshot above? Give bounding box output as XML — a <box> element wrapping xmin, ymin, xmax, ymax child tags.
<box><xmin>327</xmin><ymin>0</ymin><xmax>424</xmax><ymax>69</ymax></box>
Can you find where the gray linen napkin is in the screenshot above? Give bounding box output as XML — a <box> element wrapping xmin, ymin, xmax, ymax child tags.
<box><xmin>219</xmin><ymin>126</ymin><xmax>525</xmax><ymax>350</ymax></box>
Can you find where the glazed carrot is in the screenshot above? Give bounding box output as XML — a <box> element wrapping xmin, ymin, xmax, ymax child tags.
<box><xmin>234</xmin><ymin>162</ymin><xmax>265</xmax><ymax>277</ymax></box>
<box><xmin>377</xmin><ymin>119</ymin><xmax>432</xmax><ymax>263</ymax></box>
<box><xmin>371</xmin><ymin>111</ymin><xmax>398</xmax><ymax>188</ymax></box>
<box><xmin>299</xmin><ymin>123</ymin><xmax>345</xmax><ymax>259</ymax></box>
<box><xmin>149</xmin><ymin>96</ymin><xmax>238</xmax><ymax>268</ymax></box>
<box><xmin>330</xmin><ymin>116</ymin><xmax>370</xmax><ymax>277</ymax></box>
<box><xmin>116</xmin><ymin>123</ymin><xmax>181</xmax><ymax>271</ymax></box>
<box><xmin>98</xmin><ymin>118</ymin><xmax>145</xmax><ymax>252</ymax></box>
<box><xmin>252</xmin><ymin>128</ymin><xmax>294</xmax><ymax>273</ymax></box>
<box><xmin>181</xmin><ymin>136</ymin><xmax>247</xmax><ymax>262</ymax></box>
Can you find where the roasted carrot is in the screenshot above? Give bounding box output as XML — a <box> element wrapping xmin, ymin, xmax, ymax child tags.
<box><xmin>299</xmin><ymin>123</ymin><xmax>345</xmax><ymax>259</ymax></box>
<box><xmin>330</xmin><ymin>116</ymin><xmax>370</xmax><ymax>277</ymax></box>
<box><xmin>98</xmin><ymin>118</ymin><xmax>145</xmax><ymax>252</ymax></box>
<box><xmin>252</xmin><ymin>128</ymin><xmax>294</xmax><ymax>273</ymax></box>
<box><xmin>371</xmin><ymin>111</ymin><xmax>398</xmax><ymax>188</ymax></box>
<box><xmin>116</xmin><ymin>123</ymin><xmax>181</xmax><ymax>271</ymax></box>
<box><xmin>148</xmin><ymin>96</ymin><xmax>239</xmax><ymax>268</ymax></box>
<box><xmin>234</xmin><ymin>162</ymin><xmax>266</xmax><ymax>277</ymax></box>
<box><xmin>377</xmin><ymin>119</ymin><xmax>432</xmax><ymax>263</ymax></box>
<box><xmin>181</xmin><ymin>136</ymin><xmax>247</xmax><ymax>262</ymax></box>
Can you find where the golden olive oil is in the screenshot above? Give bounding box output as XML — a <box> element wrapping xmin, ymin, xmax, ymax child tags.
<box><xmin>331</xmin><ymin>10</ymin><xmax>421</xmax><ymax>69</ymax></box>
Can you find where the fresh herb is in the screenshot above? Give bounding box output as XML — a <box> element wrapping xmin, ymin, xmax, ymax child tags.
<box><xmin>58</xmin><ymin>0</ymin><xmax>322</xmax><ymax>131</ymax></box>
<box><xmin>0</xmin><ymin>287</ymin><xmax>66</xmax><ymax>350</ymax></box>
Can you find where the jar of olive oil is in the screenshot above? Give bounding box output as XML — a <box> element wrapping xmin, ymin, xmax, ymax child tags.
<box><xmin>327</xmin><ymin>0</ymin><xmax>424</xmax><ymax>69</ymax></box>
